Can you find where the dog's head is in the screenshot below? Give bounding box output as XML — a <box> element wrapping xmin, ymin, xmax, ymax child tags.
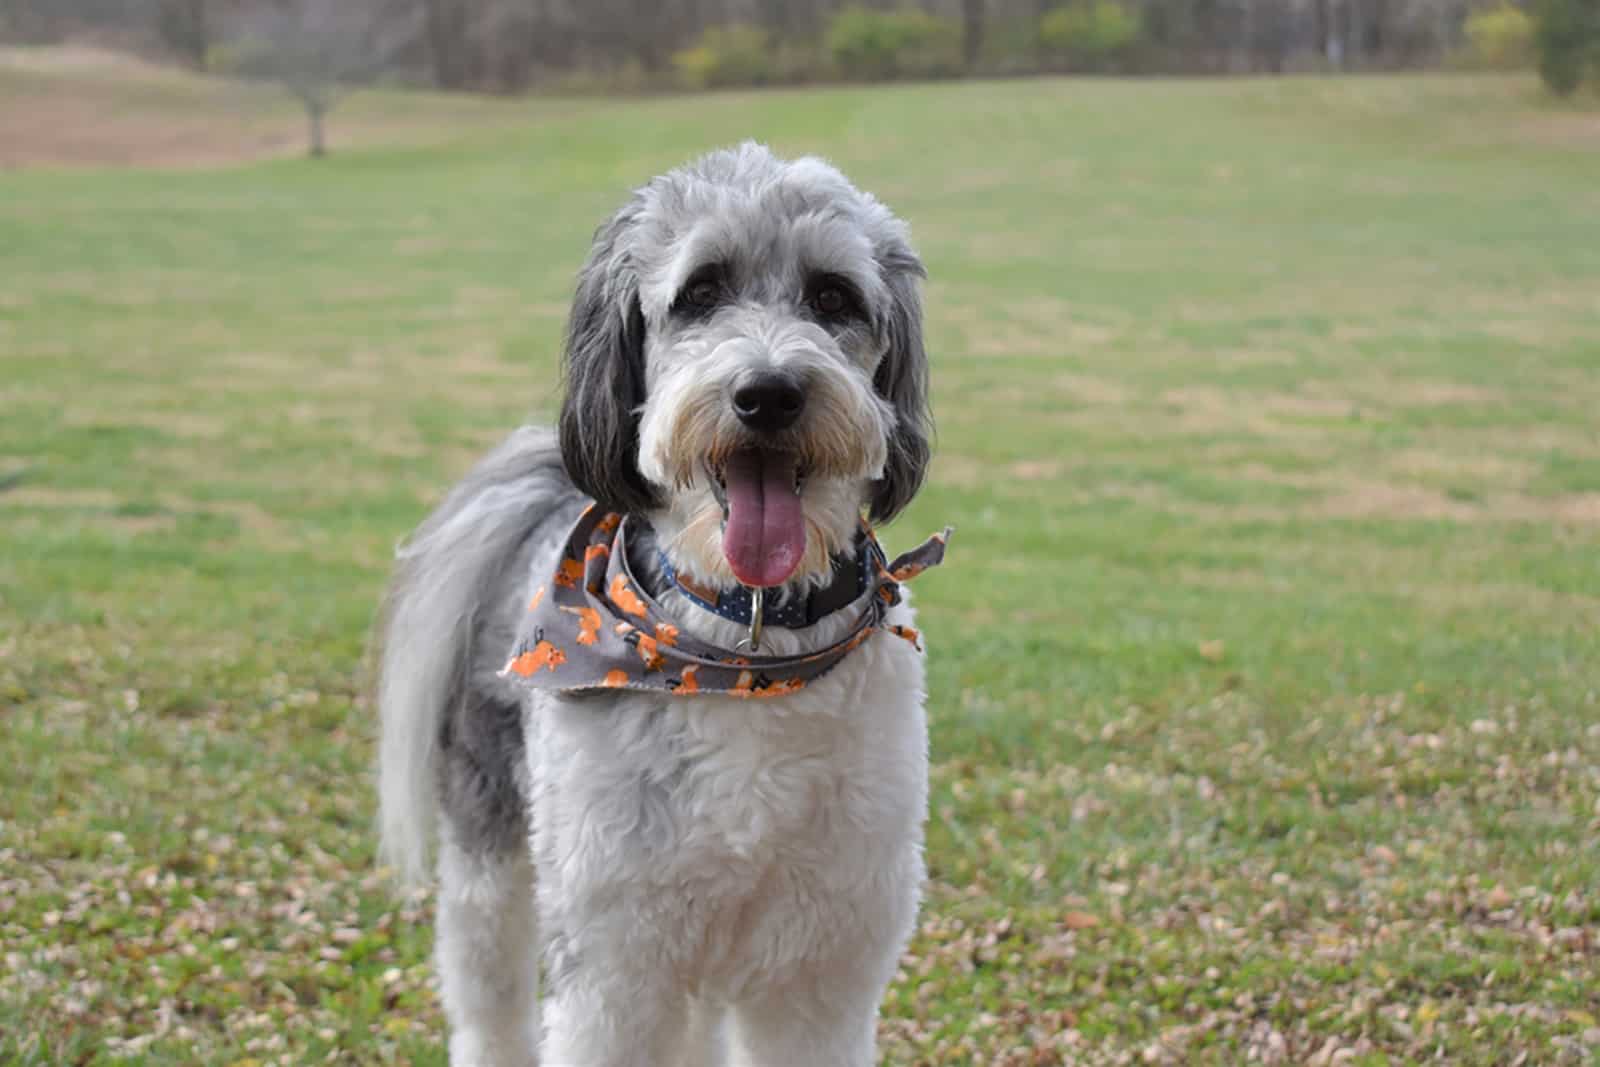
<box><xmin>558</xmin><ymin>143</ymin><xmax>930</xmax><ymax>592</ymax></box>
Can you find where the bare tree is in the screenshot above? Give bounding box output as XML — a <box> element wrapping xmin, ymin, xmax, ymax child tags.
<box><xmin>421</xmin><ymin>0</ymin><xmax>465</xmax><ymax>89</ymax></box>
<box><xmin>156</xmin><ymin>0</ymin><xmax>210</xmax><ymax>69</ymax></box>
<box><xmin>962</xmin><ymin>0</ymin><xmax>985</xmax><ymax>69</ymax></box>
<box><xmin>226</xmin><ymin>0</ymin><xmax>421</xmax><ymax>158</ymax></box>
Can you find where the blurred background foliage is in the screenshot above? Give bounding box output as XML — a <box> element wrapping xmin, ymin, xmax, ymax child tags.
<box><xmin>3</xmin><ymin>0</ymin><xmax>1596</xmax><ymax>99</ymax></box>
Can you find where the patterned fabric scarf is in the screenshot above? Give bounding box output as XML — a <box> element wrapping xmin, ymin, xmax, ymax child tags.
<box><xmin>501</xmin><ymin>505</ymin><xmax>950</xmax><ymax>698</ymax></box>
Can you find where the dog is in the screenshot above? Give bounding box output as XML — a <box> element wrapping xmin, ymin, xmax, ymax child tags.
<box><xmin>376</xmin><ymin>142</ymin><xmax>941</xmax><ymax>1066</ymax></box>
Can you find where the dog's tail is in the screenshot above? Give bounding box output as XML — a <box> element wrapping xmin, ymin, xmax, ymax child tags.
<box><xmin>375</xmin><ymin>425</ymin><xmax>572</xmax><ymax>886</ymax></box>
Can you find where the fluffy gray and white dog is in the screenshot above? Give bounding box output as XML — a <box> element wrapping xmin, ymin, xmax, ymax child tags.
<box><xmin>376</xmin><ymin>142</ymin><xmax>934</xmax><ymax>1066</ymax></box>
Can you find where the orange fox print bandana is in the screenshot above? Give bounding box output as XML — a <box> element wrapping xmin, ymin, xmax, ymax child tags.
<box><xmin>501</xmin><ymin>506</ymin><xmax>950</xmax><ymax>698</ymax></box>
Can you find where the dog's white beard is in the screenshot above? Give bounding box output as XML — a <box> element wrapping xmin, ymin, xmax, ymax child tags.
<box><xmin>636</xmin><ymin>340</ymin><xmax>892</xmax><ymax>593</ymax></box>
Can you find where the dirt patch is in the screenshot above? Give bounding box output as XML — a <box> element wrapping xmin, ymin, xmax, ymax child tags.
<box><xmin>1518</xmin><ymin>112</ymin><xmax>1600</xmax><ymax>151</ymax></box>
<box><xmin>1547</xmin><ymin>493</ymin><xmax>1600</xmax><ymax>524</ymax></box>
<box><xmin>0</xmin><ymin>82</ymin><xmax>302</xmax><ymax>168</ymax></box>
<box><xmin>0</xmin><ymin>46</ymin><xmax>514</xmax><ymax>169</ymax></box>
<box><xmin>0</xmin><ymin>45</ymin><xmax>176</xmax><ymax>77</ymax></box>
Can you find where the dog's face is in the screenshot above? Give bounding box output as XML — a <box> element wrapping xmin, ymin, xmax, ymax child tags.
<box><xmin>559</xmin><ymin>143</ymin><xmax>930</xmax><ymax>591</ymax></box>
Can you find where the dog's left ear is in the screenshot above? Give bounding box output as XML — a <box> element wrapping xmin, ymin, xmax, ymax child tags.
<box><xmin>558</xmin><ymin>203</ymin><xmax>661</xmax><ymax>515</ymax></box>
<box><xmin>869</xmin><ymin>243</ymin><xmax>932</xmax><ymax>524</ymax></box>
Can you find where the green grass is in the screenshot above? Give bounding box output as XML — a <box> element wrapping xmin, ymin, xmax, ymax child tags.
<box><xmin>3</xmin><ymin>58</ymin><xmax>1600</xmax><ymax>1065</ymax></box>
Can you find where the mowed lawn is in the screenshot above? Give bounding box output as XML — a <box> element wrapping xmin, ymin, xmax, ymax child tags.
<box><xmin>3</xmin><ymin>55</ymin><xmax>1599</xmax><ymax>1064</ymax></box>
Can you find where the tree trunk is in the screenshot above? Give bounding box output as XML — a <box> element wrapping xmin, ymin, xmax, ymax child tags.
<box><xmin>1360</xmin><ymin>0</ymin><xmax>1388</xmax><ymax>67</ymax></box>
<box><xmin>423</xmin><ymin>0</ymin><xmax>468</xmax><ymax>90</ymax></box>
<box><xmin>530</xmin><ymin>0</ymin><xmax>578</xmax><ymax>73</ymax></box>
<box><xmin>631</xmin><ymin>0</ymin><xmax>669</xmax><ymax>74</ymax></box>
<box><xmin>1349</xmin><ymin>0</ymin><xmax>1369</xmax><ymax>69</ymax></box>
<box><xmin>1035</xmin><ymin>0</ymin><xmax>1063</xmax><ymax>66</ymax></box>
<box><xmin>157</xmin><ymin>0</ymin><xmax>210</xmax><ymax>71</ymax></box>
<box><xmin>962</xmin><ymin>0</ymin><xmax>985</xmax><ymax>71</ymax></box>
<box><xmin>193</xmin><ymin>0</ymin><xmax>209</xmax><ymax>72</ymax></box>
<box><xmin>766</xmin><ymin>0</ymin><xmax>793</xmax><ymax>47</ymax></box>
<box><xmin>307</xmin><ymin>102</ymin><xmax>327</xmax><ymax>158</ymax></box>
<box><xmin>1319</xmin><ymin>0</ymin><xmax>1345</xmax><ymax>69</ymax></box>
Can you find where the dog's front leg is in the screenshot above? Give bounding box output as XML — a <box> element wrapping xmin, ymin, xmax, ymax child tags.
<box><xmin>724</xmin><ymin>844</ymin><xmax>924</xmax><ymax>1067</ymax></box>
<box><xmin>528</xmin><ymin>702</ymin><xmax>699</xmax><ymax>1066</ymax></box>
<box><xmin>537</xmin><ymin>905</ymin><xmax>692</xmax><ymax>1067</ymax></box>
<box><xmin>725</xmin><ymin>975</ymin><xmax>882</xmax><ymax>1067</ymax></box>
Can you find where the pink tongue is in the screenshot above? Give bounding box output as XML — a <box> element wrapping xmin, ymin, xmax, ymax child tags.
<box><xmin>721</xmin><ymin>450</ymin><xmax>806</xmax><ymax>588</ymax></box>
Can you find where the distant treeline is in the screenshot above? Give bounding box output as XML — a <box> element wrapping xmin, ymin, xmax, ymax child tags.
<box><xmin>0</xmin><ymin>0</ymin><xmax>1574</xmax><ymax>93</ymax></box>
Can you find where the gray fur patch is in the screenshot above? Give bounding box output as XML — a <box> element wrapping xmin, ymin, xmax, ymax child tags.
<box><xmin>376</xmin><ymin>426</ymin><xmax>585</xmax><ymax>882</ymax></box>
<box><xmin>437</xmin><ymin>693</ymin><xmax>529</xmax><ymax>859</ymax></box>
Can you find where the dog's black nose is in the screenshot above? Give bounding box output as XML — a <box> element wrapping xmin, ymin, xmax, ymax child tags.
<box><xmin>733</xmin><ymin>374</ymin><xmax>805</xmax><ymax>433</ymax></box>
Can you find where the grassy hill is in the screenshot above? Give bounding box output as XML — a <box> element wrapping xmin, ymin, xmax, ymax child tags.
<box><xmin>2</xmin><ymin>50</ymin><xmax>1598</xmax><ymax>1064</ymax></box>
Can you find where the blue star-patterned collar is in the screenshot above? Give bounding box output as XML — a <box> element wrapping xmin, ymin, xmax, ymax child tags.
<box><xmin>656</xmin><ymin>534</ymin><xmax>881</xmax><ymax>630</ymax></box>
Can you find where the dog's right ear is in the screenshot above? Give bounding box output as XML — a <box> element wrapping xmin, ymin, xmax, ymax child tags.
<box><xmin>867</xmin><ymin>240</ymin><xmax>932</xmax><ymax>525</ymax></box>
<box><xmin>558</xmin><ymin>205</ymin><xmax>660</xmax><ymax>515</ymax></box>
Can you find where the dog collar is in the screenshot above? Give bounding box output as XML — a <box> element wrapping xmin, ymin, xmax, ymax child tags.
<box><xmin>655</xmin><ymin>539</ymin><xmax>874</xmax><ymax>632</ymax></box>
<box><xmin>501</xmin><ymin>505</ymin><xmax>950</xmax><ymax>698</ymax></box>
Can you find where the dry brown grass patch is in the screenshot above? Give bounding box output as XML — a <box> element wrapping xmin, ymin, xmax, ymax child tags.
<box><xmin>1383</xmin><ymin>448</ymin><xmax>1537</xmax><ymax>486</ymax></box>
<box><xmin>1309</xmin><ymin>482</ymin><xmax>1600</xmax><ymax>525</ymax></box>
<box><xmin>0</xmin><ymin>46</ymin><xmax>514</xmax><ymax>169</ymax></box>
<box><xmin>3</xmin><ymin>487</ymin><xmax>122</xmax><ymax>510</ymax></box>
<box><xmin>62</xmin><ymin>409</ymin><xmax>228</xmax><ymax>440</ymax></box>
<box><xmin>1051</xmin><ymin>374</ymin><xmax>1131</xmax><ymax>406</ymax></box>
<box><xmin>1314</xmin><ymin>482</ymin><xmax>1478</xmax><ymax>521</ymax></box>
<box><xmin>1518</xmin><ymin>112</ymin><xmax>1600</xmax><ymax>151</ymax></box>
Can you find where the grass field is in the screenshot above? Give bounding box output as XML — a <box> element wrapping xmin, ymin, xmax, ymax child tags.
<box><xmin>3</xmin><ymin>50</ymin><xmax>1600</xmax><ymax>1065</ymax></box>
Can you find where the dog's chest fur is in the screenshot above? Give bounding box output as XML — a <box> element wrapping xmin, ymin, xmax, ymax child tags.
<box><xmin>520</xmin><ymin>583</ymin><xmax>928</xmax><ymax>999</ymax></box>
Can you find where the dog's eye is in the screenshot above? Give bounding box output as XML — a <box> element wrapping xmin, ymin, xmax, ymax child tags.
<box><xmin>686</xmin><ymin>280</ymin><xmax>720</xmax><ymax>309</ymax></box>
<box><xmin>674</xmin><ymin>268</ymin><xmax>728</xmax><ymax>317</ymax></box>
<box><xmin>813</xmin><ymin>286</ymin><xmax>847</xmax><ymax>316</ymax></box>
<box><xmin>807</xmin><ymin>276</ymin><xmax>860</xmax><ymax>320</ymax></box>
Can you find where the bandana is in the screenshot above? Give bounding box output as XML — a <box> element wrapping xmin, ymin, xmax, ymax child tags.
<box><xmin>501</xmin><ymin>505</ymin><xmax>950</xmax><ymax>698</ymax></box>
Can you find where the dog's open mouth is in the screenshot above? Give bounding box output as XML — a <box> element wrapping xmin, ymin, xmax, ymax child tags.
<box><xmin>709</xmin><ymin>449</ymin><xmax>807</xmax><ymax>588</ymax></box>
